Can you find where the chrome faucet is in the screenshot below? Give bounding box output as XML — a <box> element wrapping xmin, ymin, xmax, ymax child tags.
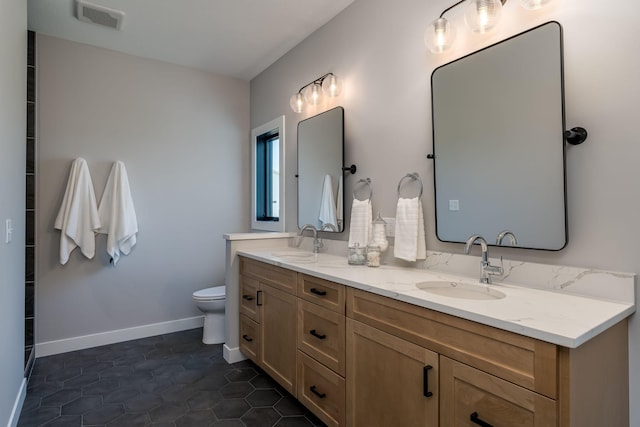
<box><xmin>298</xmin><ymin>224</ymin><xmax>323</xmax><ymax>253</ymax></box>
<box><xmin>464</xmin><ymin>234</ymin><xmax>503</xmax><ymax>284</ymax></box>
<box><xmin>496</xmin><ymin>230</ymin><xmax>517</xmax><ymax>246</ymax></box>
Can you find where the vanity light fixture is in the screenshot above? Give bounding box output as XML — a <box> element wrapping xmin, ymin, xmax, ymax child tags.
<box><xmin>425</xmin><ymin>0</ymin><xmax>553</xmax><ymax>53</ymax></box>
<box><xmin>289</xmin><ymin>73</ymin><xmax>342</xmax><ymax>113</ymax></box>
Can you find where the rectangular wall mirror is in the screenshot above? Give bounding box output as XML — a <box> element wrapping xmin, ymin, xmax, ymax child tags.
<box><xmin>251</xmin><ymin>116</ymin><xmax>285</xmax><ymax>232</ymax></box>
<box><xmin>431</xmin><ymin>22</ymin><xmax>566</xmax><ymax>250</ymax></box>
<box><xmin>297</xmin><ymin>106</ymin><xmax>344</xmax><ymax>232</ymax></box>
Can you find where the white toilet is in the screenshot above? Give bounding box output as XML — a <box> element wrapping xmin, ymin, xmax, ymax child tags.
<box><xmin>192</xmin><ymin>286</ymin><xmax>226</xmax><ymax>344</ymax></box>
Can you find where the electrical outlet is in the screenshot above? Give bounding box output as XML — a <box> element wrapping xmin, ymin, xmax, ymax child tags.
<box><xmin>383</xmin><ymin>217</ymin><xmax>396</xmax><ymax>237</ymax></box>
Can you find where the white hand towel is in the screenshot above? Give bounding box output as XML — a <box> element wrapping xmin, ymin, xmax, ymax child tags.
<box><xmin>318</xmin><ymin>174</ymin><xmax>337</xmax><ymax>228</ymax></box>
<box><xmin>348</xmin><ymin>198</ymin><xmax>372</xmax><ymax>247</ymax></box>
<box><xmin>394</xmin><ymin>197</ymin><xmax>426</xmax><ymax>262</ymax></box>
<box><xmin>336</xmin><ymin>175</ymin><xmax>343</xmax><ymax>230</ymax></box>
<box><xmin>98</xmin><ymin>161</ymin><xmax>138</xmax><ymax>265</ymax></box>
<box><xmin>54</xmin><ymin>158</ymin><xmax>101</xmax><ymax>264</ymax></box>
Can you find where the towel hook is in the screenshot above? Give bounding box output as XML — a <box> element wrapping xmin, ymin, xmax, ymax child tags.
<box><xmin>353</xmin><ymin>178</ymin><xmax>372</xmax><ymax>201</ymax></box>
<box><xmin>397</xmin><ymin>173</ymin><xmax>423</xmax><ymax>199</ymax></box>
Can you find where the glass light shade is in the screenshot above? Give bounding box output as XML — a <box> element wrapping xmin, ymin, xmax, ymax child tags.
<box><xmin>465</xmin><ymin>0</ymin><xmax>503</xmax><ymax>33</ymax></box>
<box><xmin>321</xmin><ymin>74</ymin><xmax>342</xmax><ymax>97</ymax></box>
<box><xmin>520</xmin><ymin>0</ymin><xmax>553</xmax><ymax>9</ymax></box>
<box><xmin>425</xmin><ymin>17</ymin><xmax>456</xmax><ymax>53</ymax></box>
<box><xmin>290</xmin><ymin>92</ymin><xmax>305</xmax><ymax>113</ymax></box>
<box><xmin>303</xmin><ymin>82</ymin><xmax>323</xmax><ymax>105</ymax></box>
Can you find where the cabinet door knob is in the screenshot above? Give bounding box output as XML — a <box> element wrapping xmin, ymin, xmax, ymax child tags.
<box><xmin>242</xmin><ymin>334</ymin><xmax>253</xmax><ymax>342</ymax></box>
<box><xmin>310</xmin><ymin>385</ymin><xmax>326</xmax><ymax>399</ymax></box>
<box><xmin>310</xmin><ymin>287</ymin><xmax>327</xmax><ymax>296</ymax></box>
<box><xmin>309</xmin><ymin>329</ymin><xmax>327</xmax><ymax>340</ymax></box>
<box><xmin>423</xmin><ymin>365</ymin><xmax>433</xmax><ymax>398</ymax></box>
<box><xmin>470</xmin><ymin>412</ymin><xmax>494</xmax><ymax>427</ymax></box>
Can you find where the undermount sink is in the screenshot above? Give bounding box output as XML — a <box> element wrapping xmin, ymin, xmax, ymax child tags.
<box><xmin>271</xmin><ymin>251</ymin><xmax>317</xmax><ymax>263</ymax></box>
<box><xmin>416</xmin><ymin>281</ymin><xmax>506</xmax><ymax>300</ymax></box>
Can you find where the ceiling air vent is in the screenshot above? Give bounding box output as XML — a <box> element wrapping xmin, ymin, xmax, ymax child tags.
<box><xmin>76</xmin><ymin>0</ymin><xmax>125</xmax><ymax>30</ymax></box>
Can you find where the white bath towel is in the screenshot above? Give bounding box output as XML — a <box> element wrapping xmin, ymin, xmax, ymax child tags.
<box><xmin>98</xmin><ymin>161</ymin><xmax>138</xmax><ymax>265</ymax></box>
<box><xmin>318</xmin><ymin>174</ymin><xmax>337</xmax><ymax>229</ymax></box>
<box><xmin>394</xmin><ymin>197</ymin><xmax>426</xmax><ymax>262</ymax></box>
<box><xmin>348</xmin><ymin>198</ymin><xmax>372</xmax><ymax>247</ymax></box>
<box><xmin>336</xmin><ymin>176</ymin><xmax>343</xmax><ymax>230</ymax></box>
<box><xmin>54</xmin><ymin>158</ymin><xmax>101</xmax><ymax>264</ymax></box>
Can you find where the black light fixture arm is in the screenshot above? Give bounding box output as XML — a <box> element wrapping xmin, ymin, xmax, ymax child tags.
<box><xmin>296</xmin><ymin>72</ymin><xmax>336</xmax><ymax>95</ymax></box>
<box><xmin>438</xmin><ymin>0</ymin><xmax>507</xmax><ymax>19</ymax></box>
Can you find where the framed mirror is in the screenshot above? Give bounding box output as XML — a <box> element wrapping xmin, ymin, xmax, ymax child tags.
<box><xmin>431</xmin><ymin>22</ymin><xmax>566</xmax><ymax>250</ymax></box>
<box><xmin>297</xmin><ymin>107</ymin><xmax>344</xmax><ymax>232</ymax></box>
<box><xmin>251</xmin><ymin>116</ymin><xmax>285</xmax><ymax>232</ymax></box>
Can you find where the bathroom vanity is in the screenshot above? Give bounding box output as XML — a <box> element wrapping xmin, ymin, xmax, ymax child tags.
<box><xmin>235</xmin><ymin>248</ymin><xmax>634</xmax><ymax>427</ymax></box>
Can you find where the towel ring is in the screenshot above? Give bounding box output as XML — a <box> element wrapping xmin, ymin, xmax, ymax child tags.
<box><xmin>397</xmin><ymin>173</ymin><xmax>423</xmax><ymax>199</ymax></box>
<box><xmin>353</xmin><ymin>178</ymin><xmax>372</xmax><ymax>201</ymax></box>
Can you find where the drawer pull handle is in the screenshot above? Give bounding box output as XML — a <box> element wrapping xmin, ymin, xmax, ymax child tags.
<box><xmin>310</xmin><ymin>288</ymin><xmax>327</xmax><ymax>296</ymax></box>
<box><xmin>242</xmin><ymin>334</ymin><xmax>253</xmax><ymax>342</ymax></box>
<box><xmin>423</xmin><ymin>365</ymin><xmax>433</xmax><ymax>398</ymax></box>
<box><xmin>310</xmin><ymin>329</ymin><xmax>327</xmax><ymax>340</ymax></box>
<box><xmin>242</xmin><ymin>295</ymin><xmax>254</xmax><ymax>301</ymax></box>
<box><xmin>310</xmin><ymin>385</ymin><xmax>326</xmax><ymax>399</ymax></box>
<box><xmin>470</xmin><ymin>412</ymin><xmax>493</xmax><ymax>427</ymax></box>
<box><xmin>256</xmin><ymin>290</ymin><xmax>263</xmax><ymax>306</ymax></box>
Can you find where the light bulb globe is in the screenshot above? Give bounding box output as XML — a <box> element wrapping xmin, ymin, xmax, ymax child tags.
<box><xmin>425</xmin><ymin>17</ymin><xmax>456</xmax><ymax>53</ymax></box>
<box><xmin>303</xmin><ymin>83</ymin><xmax>323</xmax><ymax>106</ymax></box>
<box><xmin>321</xmin><ymin>74</ymin><xmax>342</xmax><ymax>97</ymax></box>
<box><xmin>290</xmin><ymin>93</ymin><xmax>305</xmax><ymax>113</ymax></box>
<box><xmin>464</xmin><ymin>0</ymin><xmax>503</xmax><ymax>33</ymax></box>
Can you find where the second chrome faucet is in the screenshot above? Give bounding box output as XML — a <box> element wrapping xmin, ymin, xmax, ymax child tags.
<box><xmin>464</xmin><ymin>234</ymin><xmax>504</xmax><ymax>284</ymax></box>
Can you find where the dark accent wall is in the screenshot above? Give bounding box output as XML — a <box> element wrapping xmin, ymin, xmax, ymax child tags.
<box><xmin>25</xmin><ymin>30</ymin><xmax>36</xmax><ymax>377</ymax></box>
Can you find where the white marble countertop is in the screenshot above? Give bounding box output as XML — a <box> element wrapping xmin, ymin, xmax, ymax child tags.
<box><xmin>236</xmin><ymin>248</ymin><xmax>635</xmax><ymax>348</ymax></box>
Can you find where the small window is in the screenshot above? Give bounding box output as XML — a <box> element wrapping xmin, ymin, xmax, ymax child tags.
<box><xmin>251</xmin><ymin>116</ymin><xmax>285</xmax><ymax>231</ymax></box>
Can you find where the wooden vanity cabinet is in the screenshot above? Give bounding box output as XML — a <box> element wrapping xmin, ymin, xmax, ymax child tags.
<box><xmin>239</xmin><ymin>257</ymin><xmax>298</xmax><ymax>394</ymax></box>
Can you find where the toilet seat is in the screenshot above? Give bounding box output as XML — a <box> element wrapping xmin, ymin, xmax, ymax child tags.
<box><xmin>193</xmin><ymin>286</ymin><xmax>225</xmax><ymax>301</ymax></box>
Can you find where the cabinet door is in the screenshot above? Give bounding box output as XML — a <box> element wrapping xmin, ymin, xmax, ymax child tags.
<box><xmin>239</xmin><ymin>275</ymin><xmax>260</xmax><ymax>322</ymax></box>
<box><xmin>346</xmin><ymin>319</ymin><xmax>439</xmax><ymax>427</ymax></box>
<box><xmin>440</xmin><ymin>357</ymin><xmax>556</xmax><ymax>427</ymax></box>
<box><xmin>261</xmin><ymin>283</ymin><xmax>297</xmax><ymax>395</ymax></box>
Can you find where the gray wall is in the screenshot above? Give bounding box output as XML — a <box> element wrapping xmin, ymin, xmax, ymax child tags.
<box><xmin>36</xmin><ymin>36</ymin><xmax>250</xmax><ymax>346</ymax></box>
<box><xmin>250</xmin><ymin>0</ymin><xmax>640</xmax><ymax>423</ymax></box>
<box><xmin>0</xmin><ymin>0</ymin><xmax>27</xmax><ymax>423</ymax></box>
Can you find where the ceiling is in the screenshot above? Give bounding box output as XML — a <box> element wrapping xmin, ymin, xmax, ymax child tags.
<box><xmin>27</xmin><ymin>0</ymin><xmax>355</xmax><ymax>81</ymax></box>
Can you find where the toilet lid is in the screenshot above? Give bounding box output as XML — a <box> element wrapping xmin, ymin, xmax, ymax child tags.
<box><xmin>193</xmin><ymin>286</ymin><xmax>225</xmax><ymax>300</ymax></box>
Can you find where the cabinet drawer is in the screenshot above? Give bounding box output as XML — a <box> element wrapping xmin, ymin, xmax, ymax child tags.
<box><xmin>239</xmin><ymin>275</ymin><xmax>260</xmax><ymax>323</ymax></box>
<box><xmin>298</xmin><ymin>299</ymin><xmax>346</xmax><ymax>376</ymax></box>
<box><xmin>239</xmin><ymin>315</ymin><xmax>261</xmax><ymax>362</ymax></box>
<box><xmin>298</xmin><ymin>274</ymin><xmax>346</xmax><ymax>313</ymax></box>
<box><xmin>240</xmin><ymin>257</ymin><xmax>297</xmax><ymax>294</ymax></box>
<box><xmin>440</xmin><ymin>356</ymin><xmax>556</xmax><ymax>427</ymax></box>
<box><xmin>297</xmin><ymin>350</ymin><xmax>345</xmax><ymax>427</ymax></box>
<box><xmin>347</xmin><ymin>288</ymin><xmax>557</xmax><ymax>398</ymax></box>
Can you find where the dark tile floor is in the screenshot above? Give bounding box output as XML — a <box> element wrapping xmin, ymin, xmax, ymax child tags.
<box><xmin>18</xmin><ymin>328</ymin><xmax>326</xmax><ymax>427</ymax></box>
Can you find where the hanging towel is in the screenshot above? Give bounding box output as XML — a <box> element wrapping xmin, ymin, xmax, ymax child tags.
<box><xmin>54</xmin><ymin>158</ymin><xmax>101</xmax><ymax>265</ymax></box>
<box><xmin>318</xmin><ymin>174</ymin><xmax>337</xmax><ymax>229</ymax></box>
<box><xmin>394</xmin><ymin>197</ymin><xmax>426</xmax><ymax>262</ymax></box>
<box><xmin>348</xmin><ymin>198</ymin><xmax>372</xmax><ymax>247</ymax></box>
<box><xmin>98</xmin><ymin>161</ymin><xmax>138</xmax><ymax>265</ymax></box>
<box><xmin>336</xmin><ymin>175</ymin><xmax>343</xmax><ymax>230</ymax></box>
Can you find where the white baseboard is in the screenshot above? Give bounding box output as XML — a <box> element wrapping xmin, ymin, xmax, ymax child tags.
<box><xmin>6</xmin><ymin>378</ymin><xmax>26</xmax><ymax>427</ymax></box>
<box><xmin>35</xmin><ymin>316</ymin><xmax>205</xmax><ymax>357</ymax></box>
<box><xmin>223</xmin><ymin>344</ymin><xmax>247</xmax><ymax>364</ymax></box>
